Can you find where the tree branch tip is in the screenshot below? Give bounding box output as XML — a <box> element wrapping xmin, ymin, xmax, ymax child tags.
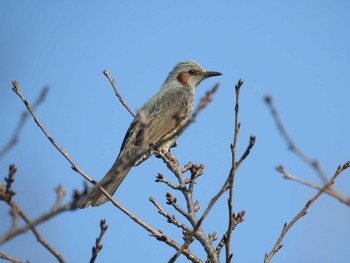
<box><xmin>249</xmin><ymin>135</ymin><xmax>256</xmax><ymax>143</ymax></box>
<box><xmin>236</xmin><ymin>79</ymin><xmax>244</xmax><ymax>88</ymax></box>
<box><xmin>11</xmin><ymin>80</ymin><xmax>20</xmax><ymax>93</ymax></box>
<box><xmin>263</xmin><ymin>95</ymin><xmax>272</xmax><ymax>104</ymax></box>
<box><xmin>237</xmin><ymin>210</ymin><xmax>246</xmax><ymax>217</ymax></box>
<box><xmin>229</xmin><ymin>253</ymin><xmax>233</xmax><ymax>261</ymax></box>
<box><xmin>275</xmin><ymin>165</ymin><xmax>284</xmax><ymax>172</ymax></box>
<box><xmin>103</xmin><ymin>69</ymin><xmax>109</xmax><ymax>76</ymax></box>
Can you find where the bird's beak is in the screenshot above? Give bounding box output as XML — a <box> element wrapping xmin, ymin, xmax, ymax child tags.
<box><xmin>204</xmin><ymin>71</ymin><xmax>222</xmax><ymax>79</ymax></box>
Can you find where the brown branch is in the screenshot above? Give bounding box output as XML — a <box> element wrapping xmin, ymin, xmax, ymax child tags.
<box><xmin>169</xmin><ymin>80</ymin><xmax>253</xmax><ymax>263</ymax></box>
<box><xmin>10</xmin><ymin>80</ymin><xmax>211</xmax><ymax>261</ymax></box>
<box><xmin>0</xmin><ymin>201</ymin><xmax>75</xmax><ymax>244</ymax></box>
<box><xmin>0</xmin><ymin>86</ymin><xmax>48</xmax><ymax>158</ymax></box>
<box><xmin>16</xmin><ymin>205</ymin><xmax>66</xmax><ymax>263</ymax></box>
<box><xmin>149</xmin><ymin>197</ymin><xmax>192</xmax><ymax>233</ymax></box>
<box><xmin>216</xmin><ymin>210</ymin><xmax>245</xmax><ymax>254</ymax></box>
<box><xmin>191</xmin><ymin>84</ymin><xmax>219</xmax><ymax>121</ymax></box>
<box><xmin>11</xmin><ymin>80</ymin><xmax>172</xmax><ymax>247</ymax></box>
<box><xmin>4</xmin><ymin>165</ymin><xmax>17</xmax><ymax>201</ymax></box>
<box><xmin>155</xmin><ymin>150</ymin><xmax>218</xmax><ymax>263</ymax></box>
<box><xmin>0</xmin><ymin>187</ymin><xmax>79</xmax><ymax>244</ymax></box>
<box><xmin>11</xmin><ymin>79</ymin><xmax>221</xmax><ymax>262</ymax></box>
<box><xmin>1</xmin><ymin>165</ymin><xmax>66</xmax><ymax>263</ymax></box>
<box><xmin>0</xmin><ymin>250</ymin><xmax>22</xmax><ymax>263</ymax></box>
<box><xmin>90</xmin><ymin>219</ymin><xmax>108</xmax><ymax>263</ymax></box>
<box><xmin>165</xmin><ymin>192</ymin><xmax>190</xmax><ymax>219</ymax></box>
<box><xmin>149</xmin><ymin>231</ymin><xmax>202</xmax><ymax>263</ymax></box>
<box><xmin>264</xmin><ymin>96</ymin><xmax>328</xmax><ymax>184</ymax></box>
<box><xmin>264</xmin><ymin>161</ymin><xmax>350</xmax><ymax>263</ymax></box>
<box><xmin>225</xmin><ymin>79</ymin><xmax>244</xmax><ymax>262</ymax></box>
<box><xmin>276</xmin><ymin>166</ymin><xmax>350</xmax><ymax>206</ymax></box>
<box><xmin>155</xmin><ymin>173</ymin><xmax>181</xmax><ymax>190</ymax></box>
<box><xmin>265</xmin><ymin>96</ymin><xmax>350</xmax><ymax>206</ymax></box>
<box><xmin>103</xmin><ymin>69</ymin><xmax>136</xmax><ymax>118</ymax></box>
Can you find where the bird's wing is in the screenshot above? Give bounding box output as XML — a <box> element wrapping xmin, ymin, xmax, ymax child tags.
<box><xmin>137</xmin><ymin>90</ymin><xmax>192</xmax><ymax>147</ymax></box>
<box><xmin>119</xmin><ymin>118</ymin><xmax>139</xmax><ymax>151</ymax></box>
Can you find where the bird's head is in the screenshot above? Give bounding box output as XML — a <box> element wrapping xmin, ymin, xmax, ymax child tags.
<box><xmin>162</xmin><ymin>61</ymin><xmax>222</xmax><ymax>91</ymax></box>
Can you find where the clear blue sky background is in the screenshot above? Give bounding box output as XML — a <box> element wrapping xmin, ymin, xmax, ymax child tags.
<box><xmin>1</xmin><ymin>1</ymin><xmax>349</xmax><ymax>262</ymax></box>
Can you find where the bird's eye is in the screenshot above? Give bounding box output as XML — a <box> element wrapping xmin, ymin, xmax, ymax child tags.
<box><xmin>188</xmin><ymin>70</ymin><xmax>197</xmax><ymax>75</ymax></box>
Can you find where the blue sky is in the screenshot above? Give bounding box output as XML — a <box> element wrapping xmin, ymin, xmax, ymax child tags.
<box><xmin>1</xmin><ymin>1</ymin><xmax>350</xmax><ymax>262</ymax></box>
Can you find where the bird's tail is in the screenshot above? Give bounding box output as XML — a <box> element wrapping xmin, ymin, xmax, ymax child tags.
<box><xmin>76</xmin><ymin>160</ymin><xmax>131</xmax><ymax>208</ymax></box>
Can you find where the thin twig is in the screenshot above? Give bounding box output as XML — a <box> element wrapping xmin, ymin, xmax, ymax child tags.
<box><xmin>264</xmin><ymin>161</ymin><xmax>350</xmax><ymax>263</ymax></box>
<box><xmin>225</xmin><ymin>79</ymin><xmax>244</xmax><ymax>262</ymax></box>
<box><xmin>276</xmin><ymin>166</ymin><xmax>350</xmax><ymax>206</ymax></box>
<box><xmin>165</xmin><ymin>192</ymin><xmax>189</xmax><ymax>219</ymax></box>
<box><xmin>11</xmin><ymin>80</ymin><xmax>160</xmax><ymax>233</ymax></box>
<box><xmin>11</xmin><ymin>81</ymin><xmax>172</xmax><ymax>243</ymax></box>
<box><xmin>16</xmin><ymin>205</ymin><xmax>66</xmax><ymax>263</ymax></box>
<box><xmin>216</xmin><ymin>210</ymin><xmax>245</xmax><ymax>254</ymax></box>
<box><xmin>149</xmin><ymin>197</ymin><xmax>191</xmax><ymax>232</ymax></box>
<box><xmin>90</xmin><ymin>219</ymin><xmax>108</xmax><ymax>263</ymax></box>
<box><xmin>1</xmin><ymin>165</ymin><xmax>66</xmax><ymax>263</ymax></box>
<box><xmin>0</xmin><ymin>87</ymin><xmax>48</xmax><ymax>158</ymax></box>
<box><xmin>103</xmin><ymin>70</ymin><xmax>136</xmax><ymax>117</ymax></box>
<box><xmin>155</xmin><ymin>150</ymin><xmax>218</xmax><ymax>263</ymax></box>
<box><xmin>0</xmin><ymin>184</ymin><xmax>81</xmax><ymax>244</ymax></box>
<box><xmin>264</xmin><ymin>96</ymin><xmax>328</xmax><ymax>184</ymax></box>
<box><xmin>0</xmin><ymin>250</ymin><xmax>22</xmax><ymax>263</ymax></box>
<box><xmin>52</xmin><ymin>185</ymin><xmax>66</xmax><ymax>211</ymax></box>
<box><xmin>11</xmin><ymin>80</ymin><xmax>209</xmax><ymax>262</ymax></box>
<box><xmin>155</xmin><ymin>173</ymin><xmax>181</xmax><ymax>190</ymax></box>
<box><xmin>169</xmin><ymin>80</ymin><xmax>254</xmax><ymax>263</ymax></box>
<box><xmin>264</xmin><ymin>96</ymin><xmax>350</xmax><ymax>206</ymax></box>
<box><xmin>0</xmin><ymin>198</ymin><xmax>75</xmax><ymax>244</ymax></box>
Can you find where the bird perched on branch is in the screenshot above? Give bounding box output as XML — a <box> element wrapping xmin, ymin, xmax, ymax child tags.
<box><xmin>77</xmin><ymin>61</ymin><xmax>221</xmax><ymax>208</ymax></box>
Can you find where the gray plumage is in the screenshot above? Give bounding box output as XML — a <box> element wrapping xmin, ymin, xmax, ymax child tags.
<box><xmin>77</xmin><ymin>61</ymin><xmax>221</xmax><ymax>208</ymax></box>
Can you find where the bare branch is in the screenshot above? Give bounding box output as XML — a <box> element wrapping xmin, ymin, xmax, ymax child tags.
<box><xmin>52</xmin><ymin>185</ymin><xmax>66</xmax><ymax>211</ymax></box>
<box><xmin>0</xmin><ymin>187</ymin><xmax>79</xmax><ymax>244</ymax></box>
<box><xmin>276</xmin><ymin>166</ymin><xmax>350</xmax><ymax>206</ymax></box>
<box><xmin>90</xmin><ymin>219</ymin><xmax>108</xmax><ymax>263</ymax></box>
<box><xmin>264</xmin><ymin>161</ymin><xmax>350</xmax><ymax>263</ymax></box>
<box><xmin>11</xmin><ymin>78</ymin><xmax>223</xmax><ymax>261</ymax></box>
<box><xmin>155</xmin><ymin>150</ymin><xmax>218</xmax><ymax>263</ymax></box>
<box><xmin>11</xmin><ymin>80</ymin><xmax>169</xmax><ymax>247</ymax></box>
<box><xmin>0</xmin><ymin>250</ymin><xmax>22</xmax><ymax>263</ymax></box>
<box><xmin>169</xmin><ymin>79</ymin><xmax>253</xmax><ymax>263</ymax></box>
<box><xmin>17</xmin><ymin>206</ymin><xmax>66</xmax><ymax>263</ymax></box>
<box><xmin>216</xmin><ymin>210</ymin><xmax>245</xmax><ymax>254</ymax></box>
<box><xmin>225</xmin><ymin>79</ymin><xmax>244</xmax><ymax>262</ymax></box>
<box><xmin>0</xmin><ymin>165</ymin><xmax>66</xmax><ymax>262</ymax></box>
<box><xmin>103</xmin><ymin>69</ymin><xmax>135</xmax><ymax>117</ymax></box>
<box><xmin>155</xmin><ymin>173</ymin><xmax>181</xmax><ymax>190</ymax></box>
<box><xmin>264</xmin><ymin>96</ymin><xmax>328</xmax><ymax>184</ymax></box>
<box><xmin>0</xmin><ymin>86</ymin><xmax>48</xmax><ymax>158</ymax></box>
<box><xmin>265</xmin><ymin>96</ymin><xmax>350</xmax><ymax>205</ymax></box>
<box><xmin>149</xmin><ymin>197</ymin><xmax>191</xmax><ymax>232</ymax></box>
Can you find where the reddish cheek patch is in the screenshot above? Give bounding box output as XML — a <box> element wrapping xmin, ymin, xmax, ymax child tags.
<box><xmin>177</xmin><ymin>72</ymin><xmax>190</xmax><ymax>87</ymax></box>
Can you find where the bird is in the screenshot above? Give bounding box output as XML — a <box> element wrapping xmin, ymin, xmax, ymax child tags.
<box><xmin>77</xmin><ymin>61</ymin><xmax>222</xmax><ymax>208</ymax></box>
